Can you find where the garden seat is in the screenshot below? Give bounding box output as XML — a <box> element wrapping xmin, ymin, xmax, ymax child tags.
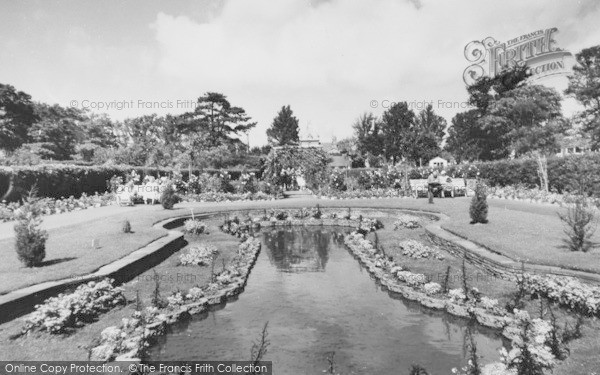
<box><xmin>138</xmin><ymin>184</ymin><xmax>162</xmax><ymax>205</ymax></box>
<box><xmin>409</xmin><ymin>179</ymin><xmax>429</xmax><ymax>198</ymax></box>
<box><xmin>441</xmin><ymin>177</ymin><xmax>467</xmax><ymax>197</ymax></box>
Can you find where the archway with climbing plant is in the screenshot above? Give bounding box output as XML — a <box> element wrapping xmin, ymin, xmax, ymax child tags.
<box><xmin>263</xmin><ymin>146</ymin><xmax>330</xmax><ymax>191</ymax></box>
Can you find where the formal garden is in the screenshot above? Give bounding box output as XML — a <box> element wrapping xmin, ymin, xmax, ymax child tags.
<box><xmin>2</xmin><ymin>38</ymin><xmax>600</xmax><ymax>374</ymax></box>
<box><xmin>0</xmin><ymin>145</ymin><xmax>599</xmax><ymax>374</ymax></box>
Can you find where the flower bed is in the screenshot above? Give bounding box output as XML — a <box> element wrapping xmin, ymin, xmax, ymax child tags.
<box><xmin>90</xmin><ymin>236</ymin><xmax>262</xmax><ymax>361</ymax></box>
<box><xmin>524</xmin><ymin>274</ymin><xmax>600</xmax><ymax>317</ymax></box>
<box><xmin>178</xmin><ymin>244</ymin><xmax>218</xmax><ymax>266</ymax></box>
<box><xmin>393</xmin><ymin>214</ymin><xmax>421</xmax><ymax>229</ymax></box>
<box><xmin>343</xmin><ymin>231</ymin><xmax>563</xmax><ymax>372</ymax></box>
<box><xmin>182</xmin><ymin>192</ymin><xmax>277</xmax><ymax>203</ymax></box>
<box><xmin>318</xmin><ymin>189</ymin><xmax>406</xmax><ymax>200</ymax></box>
<box><xmin>22</xmin><ymin>279</ymin><xmax>126</xmax><ymax>334</ymax></box>
<box><xmin>0</xmin><ymin>192</ymin><xmax>114</xmax><ymax>222</ymax></box>
<box><xmin>398</xmin><ymin>239</ymin><xmax>445</xmax><ymax>260</ymax></box>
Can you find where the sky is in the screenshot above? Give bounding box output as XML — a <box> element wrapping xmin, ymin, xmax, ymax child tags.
<box><xmin>1</xmin><ymin>0</ymin><xmax>599</xmax><ymax>147</ymax></box>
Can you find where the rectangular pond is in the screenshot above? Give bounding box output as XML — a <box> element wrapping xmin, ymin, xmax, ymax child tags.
<box><xmin>148</xmin><ymin>226</ymin><xmax>508</xmax><ymax>374</ymax></box>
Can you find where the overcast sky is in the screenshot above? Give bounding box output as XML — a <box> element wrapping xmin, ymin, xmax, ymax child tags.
<box><xmin>1</xmin><ymin>0</ymin><xmax>599</xmax><ymax>146</ymax></box>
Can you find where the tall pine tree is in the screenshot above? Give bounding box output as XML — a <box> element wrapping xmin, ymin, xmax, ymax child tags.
<box><xmin>267</xmin><ymin>105</ymin><xmax>300</xmax><ymax>146</ymax></box>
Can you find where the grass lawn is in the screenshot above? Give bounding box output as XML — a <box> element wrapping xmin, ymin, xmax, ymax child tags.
<box><xmin>438</xmin><ymin>198</ymin><xmax>600</xmax><ymax>274</ymax></box>
<box><xmin>0</xmin><ymin>206</ymin><xmax>169</xmax><ymax>295</ymax></box>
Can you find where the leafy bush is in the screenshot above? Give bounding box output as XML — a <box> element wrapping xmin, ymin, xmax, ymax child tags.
<box><xmin>524</xmin><ymin>274</ymin><xmax>600</xmax><ymax>317</ymax></box>
<box><xmin>558</xmin><ymin>195</ymin><xmax>598</xmax><ymax>252</ymax></box>
<box><xmin>160</xmin><ymin>184</ymin><xmax>179</xmax><ymax>209</ymax></box>
<box><xmin>469</xmin><ymin>183</ymin><xmax>488</xmax><ymax>224</ymax></box>
<box><xmin>329</xmin><ymin>169</ymin><xmax>347</xmax><ymax>191</ymax></box>
<box><xmin>183</xmin><ymin>218</ymin><xmax>206</xmax><ymax>235</ymax></box>
<box><xmin>14</xmin><ymin>192</ymin><xmax>48</xmax><ymax>267</ymax></box>
<box><xmin>179</xmin><ymin>244</ymin><xmax>218</xmax><ymax>266</ymax></box>
<box><xmin>122</xmin><ymin>219</ymin><xmax>132</xmax><ymax>233</ymax></box>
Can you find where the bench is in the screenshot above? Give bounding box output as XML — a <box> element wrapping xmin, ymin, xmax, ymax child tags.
<box><xmin>137</xmin><ymin>184</ymin><xmax>163</xmax><ymax>205</ymax></box>
<box><xmin>442</xmin><ymin>177</ymin><xmax>467</xmax><ymax>197</ymax></box>
<box><xmin>410</xmin><ymin>178</ymin><xmax>467</xmax><ymax>198</ymax></box>
<box><xmin>409</xmin><ymin>179</ymin><xmax>444</xmax><ymax>198</ymax></box>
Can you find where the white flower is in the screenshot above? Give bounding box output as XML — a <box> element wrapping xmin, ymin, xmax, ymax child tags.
<box><xmin>179</xmin><ymin>244</ymin><xmax>217</xmax><ymax>266</ymax></box>
<box><xmin>423</xmin><ymin>282</ymin><xmax>442</xmax><ymax>295</ymax></box>
<box><xmin>399</xmin><ymin>240</ymin><xmax>445</xmax><ymax>260</ymax></box>
<box><xmin>393</xmin><ymin>214</ymin><xmax>421</xmax><ymax>229</ymax></box>
<box><xmin>480</xmin><ymin>296</ymin><xmax>499</xmax><ymax>310</ymax></box>
<box><xmin>448</xmin><ymin>288</ymin><xmax>466</xmax><ymax>302</ymax></box>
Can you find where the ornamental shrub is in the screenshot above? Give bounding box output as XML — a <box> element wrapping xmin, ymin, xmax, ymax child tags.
<box><xmin>14</xmin><ymin>191</ymin><xmax>48</xmax><ymax>267</ymax></box>
<box><xmin>558</xmin><ymin>194</ymin><xmax>598</xmax><ymax>252</ymax></box>
<box><xmin>469</xmin><ymin>183</ymin><xmax>488</xmax><ymax>224</ymax></box>
<box><xmin>183</xmin><ymin>218</ymin><xmax>206</xmax><ymax>235</ymax></box>
<box><xmin>161</xmin><ymin>184</ymin><xmax>180</xmax><ymax>209</ymax></box>
<box><xmin>122</xmin><ymin>219</ymin><xmax>132</xmax><ymax>233</ymax></box>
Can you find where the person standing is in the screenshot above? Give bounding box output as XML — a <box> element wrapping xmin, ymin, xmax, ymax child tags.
<box><xmin>427</xmin><ymin>170</ymin><xmax>441</xmax><ymax>204</ymax></box>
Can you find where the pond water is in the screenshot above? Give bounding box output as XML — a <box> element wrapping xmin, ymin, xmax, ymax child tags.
<box><xmin>148</xmin><ymin>227</ymin><xmax>508</xmax><ymax>374</ymax></box>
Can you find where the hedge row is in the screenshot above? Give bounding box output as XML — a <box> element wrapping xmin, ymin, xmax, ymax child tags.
<box><xmin>334</xmin><ymin>153</ymin><xmax>600</xmax><ymax>197</ymax></box>
<box><xmin>0</xmin><ymin>164</ymin><xmax>259</xmax><ymax>202</ymax></box>
<box><xmin>473</xmin><ymin>153</ymin><xmax>600</xmax><ymax>196</ymax></box>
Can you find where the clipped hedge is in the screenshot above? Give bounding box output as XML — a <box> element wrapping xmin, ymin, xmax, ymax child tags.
<box><xmin>0</xmin><ymin>164</ymin><xmax>259</xmax><ymax>202</ymax></box>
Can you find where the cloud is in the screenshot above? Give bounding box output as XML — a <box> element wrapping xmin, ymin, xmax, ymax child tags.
<box><xmin>151</xmin><ymin>0</ymin><xmax>600</xmax><ymax>144</ymax></box>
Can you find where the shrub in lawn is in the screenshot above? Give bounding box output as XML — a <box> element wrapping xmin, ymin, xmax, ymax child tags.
<box><xmin>469</xmin><ymin>182</ymin><xmax>488</xmax><ymax>224</ymax></box>
<box><xmin>161</xmin><ymin>184</ymin><xmax>180</xmax><ymax>209</ymax></box>
<box><xmin>122</xmin><ymin>219</ymin><xmax>132</xmax><ymax>233</ymax></box>
<box><xmin>14</xmin><ymin>190</ymin><xmax>48</xmax><ymax>267</ymax></box>
<box><xmin>558</xmin><ymin>195</ymin><xmax>598</xmax><ymax>252</ymax></box>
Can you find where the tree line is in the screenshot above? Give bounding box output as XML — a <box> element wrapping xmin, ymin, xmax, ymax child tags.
<box><xmin>0</xmin><ymin>90</ymin><xmax>260</xmax><ymax>169</ymax></box>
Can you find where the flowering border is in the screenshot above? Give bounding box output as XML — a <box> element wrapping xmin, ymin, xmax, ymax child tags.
<box><xmin>90</xmin><ymin>236</ymin><xmax>262</xmax><ymax>361</ymax></box>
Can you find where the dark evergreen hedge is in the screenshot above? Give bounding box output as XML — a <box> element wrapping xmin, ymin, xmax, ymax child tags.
<box><xmin>0</xmin><ymin>164</ymin><xmax>259</xmax><ymax>202</ymax></box>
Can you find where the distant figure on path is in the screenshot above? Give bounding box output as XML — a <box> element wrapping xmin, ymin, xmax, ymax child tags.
<box><xmin>427</xmin><ymin>170</ymin><xmax>441</xmax><ymax>204</ymax></box>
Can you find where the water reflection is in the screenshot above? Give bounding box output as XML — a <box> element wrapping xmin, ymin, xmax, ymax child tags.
<box><xmin>149</xmin><ymin>227</ymin><xmax>507</xmax><ymax>374</ymax></box>
<box><xmin>263</xmin><ymin>227</ymin><xmax>348</xmax><ymax>273</ymax></box>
